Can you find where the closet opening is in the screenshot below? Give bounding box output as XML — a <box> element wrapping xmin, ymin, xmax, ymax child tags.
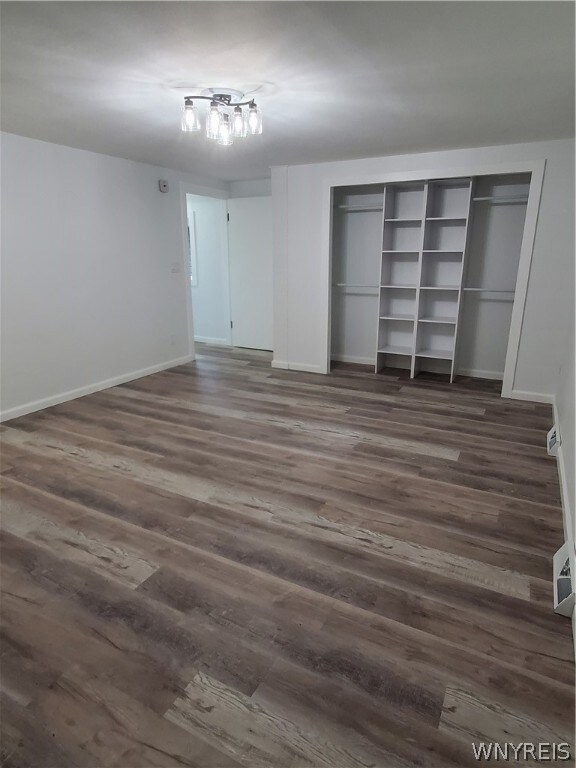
<box><xmin>329</xmin><ymin>172</ymin><xmax>531</xmax><ymax>392</ymax></box>
<box><xmin>330</xmin><ymin>184</ymin><xmax>385</xmax><ymax>371</ymax></box>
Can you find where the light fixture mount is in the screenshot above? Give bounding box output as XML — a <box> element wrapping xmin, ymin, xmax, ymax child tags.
<box><xmin>181</xmin><ymin>87</ymin><xmax>262</xmax><ymax>144</ymax></box>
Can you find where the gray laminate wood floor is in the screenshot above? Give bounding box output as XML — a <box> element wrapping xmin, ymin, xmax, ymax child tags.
<box><xmin>1</xmin><ymin>344</ymin><xmax>573</xmax><ymax>767</ymax></box>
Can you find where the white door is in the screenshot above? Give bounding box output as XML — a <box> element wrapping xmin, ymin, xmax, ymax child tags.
<box><xmin>227</xmin><ymin>197</ymin><xmax>273</xmax><ymax>350</ymax></box>
<box><xmin>187</xmin><ymin>194</ymin><xmax>231</xmax><ymax>346</ymax></box>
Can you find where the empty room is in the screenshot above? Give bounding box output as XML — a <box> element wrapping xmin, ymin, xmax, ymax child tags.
<box><xmin>1</xmin><ymin>1</ymin><xmax>575</xmax><ymax>766</ymax></box>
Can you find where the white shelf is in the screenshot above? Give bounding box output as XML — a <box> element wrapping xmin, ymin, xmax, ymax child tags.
<box><xmin>377</xmin><ymin>177</ymin><xmax>473</xmax><ymax>379</ymax></box>
<box><xmin>416</xmin><ymin>348</ymin><xmax>454</xmax><ymax>360</ymax></box>
<box><xmin>378</xmin><ymin>345</ymin><xmax>413</xmax><ymax>356</ymax></box>
<box><xmin>473</xmin><ymin>196</ymin><xmax>528</xmax><ymax>204</ymax></box>
<box><xmin>418</xmin><ymin>316</ymin><xmax>457</xmax><ymax>324</ymax></box>
<box><xmin>423</xmin><ymin>250</ymin><xmax>463</xmax><ymax>255</ymax></box>
<box><xmin>426</xmin><ymin>217</ymin><xmax>466</xmax><ymax>222</ymax></box>
<box><xmin>424</xmin><ymin>218</ymin><xmax>467</xmax><ymax>251</ymax></box>
<box><xmin>419</xmin><ymin>285</ymin><xmax>460</xmax><ymax>291</ymax></box>
<box><xmin>384</xmin><ymin>184</ymin><xmax>425</xmax><ymax>220</ymax></box>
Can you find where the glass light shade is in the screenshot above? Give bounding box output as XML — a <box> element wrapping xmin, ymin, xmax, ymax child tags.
<box><xmin>217</xmin><ymin>114</ymin><xmax>234</xmax><ymax>146</ymax></box>
<box><xmin>231</xmin><ymin>106</ymin><xmax>246</xmax><ymax>138</ymax></box>
<box><xmin>206</xmin><ymin>103</ymin><xmax>221</xmax><ymax>140</ymax></box>
<box><xmin>247</xmin><ymin>104</ymin><xmax>263</xmax><ymax>135</ymax></box>
<box><xmin>181</xmin><ymin>104</ymin><xmax>201</xmax><ymax>132</ymax></box>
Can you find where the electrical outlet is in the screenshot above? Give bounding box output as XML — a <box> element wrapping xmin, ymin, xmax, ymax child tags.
<box><xmin>171</xmin><ymin>262</ymin><xmax>181</xmax><ymax>274</ymax></box>
<box><xmin>170</xmin><ymin>334</ymin><xmax>176</xmax><ymax>347</ymax></box>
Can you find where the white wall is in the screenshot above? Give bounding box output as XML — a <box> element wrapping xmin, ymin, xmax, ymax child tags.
<box><xmin>0</xmin><ymin>132</ymin><xmax>227</xmax><ymax>420</ymax></box>
<box><xmin>229</xmin><ymin>178</ymin><xmax>271</xmax><ymax>198</ymax></box>
<box><xmin>186</xmin><ymin>194</ymin><xmax>230</xmax><ymax>346</ymax></box>
<box><xmin>272</xmin><ymin>139</ymin><xmax>574</xmax><ymax>400</ymax></box>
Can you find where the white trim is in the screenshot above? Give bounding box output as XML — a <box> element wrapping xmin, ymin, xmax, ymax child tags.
<box><xmin>507</xmin><ymin>389</ymin><xmax>554</xmax><ymax>404</ymax></box>
<box><xmin>188</xmin><ymin>210</ymin><xmax>199</xmax><ymax>287</ymax></box>
<box><xmin>457</xmin><ymin>368</ymin><xmax>503</xmax><ymax>381</ymax></box>
<box><xmin>572</xmin><ymin>613</ymin><xmax>576</xmax><ymax>663</ymax></box>
<box><xmin>554</xmin><ymin>398</ymin><xmax>575</xmax><ymax>550</ymax></box>
<box><xmin>271</xmin><ymin>167</ymin><xmax>289</xmax><ymax>367</ymax></box>
<box><xmin>557</xmin><ymin>444</ymin><xmax>573</xmax><ymax>545</ymax></box>
<box><xmin>554</xmin><ymin>395</ymin><xmax>575</xmax><ymax>658</ymax></box>
<box><xmin>271</xmin><ymin>360</ymin><xmax>323</xmax><ymax>373</ymax></box>
<box><xmin>223</xmin><ymin>200</ymin><xmax>234</xmax><ymax>346</ymax></box>
<box><xmin>0</xmin><ymin>355</ymin><xmax>194</xmax><ymax>423</ymax></box>
<box><xmin>501</xmin><ymin>161</ymin><xmax>546</xmax><ymax>398</ymax></box>
<box><xmin>320</xmin><ymin>159</ymin><xmax>546</xmax><ymax>393</ymax></box>
<box><xmin>194</xmin><ymin>336</ymin><xmax>230</xmax><ymax>346</ymax></box>
<box><xmin>331</xmin><ymin>354</ymin><xmax>375</xmax><ymax>366</ymax></box>
<box><xmin>289</xmin><ymin>362</ymin><xmax>324</xmax><ymax>373</ymax></box>
<box><xmin>179</xmin><ymin>183</ymin><xmax>196</xmax><ymax>359</ymax></box>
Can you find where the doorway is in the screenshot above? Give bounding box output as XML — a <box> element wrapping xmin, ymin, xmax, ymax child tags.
<box><xmin>186</xmin><ymin>194</ymin><xmax>231</xmax><ymax>346</ymax></box>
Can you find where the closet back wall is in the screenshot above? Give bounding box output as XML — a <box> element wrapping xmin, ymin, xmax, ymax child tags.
<box><xmin>331</xmin><ymin>186</ymin><xmax>383</xmax><ymax>365</ymax></box>
<box><xmin>272</xmin><ymin>139</ymin><xmax>574</xmax><ymax>401</ymax></box>
<box><xmin>0</xmin><ymin>132</ymin><xmax>228</xmax><ymax>420</ymax></box>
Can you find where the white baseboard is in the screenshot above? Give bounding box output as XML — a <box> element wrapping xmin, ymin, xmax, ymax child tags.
<box><xmin>194</xmin><ymin>336</ymin><xmax>230</xmax><ymax>346</ymax></box>
<box><xmin>507</xmin><ymin>389</ymin><xmax>554</xmax><ymax>404</ymax></box>
<box><xmin>293</xmin><ymin>363</ymin><xmax>325</xmax><ymax>374</ymax></box>
<box><xmin>457</xmin><ymin>368</ymin><xmax>503</xmax><ymax>381</ymax></box>
<box><xmin>331</xmin><ymin>354</ymin><xmax>374</xmax><ymax>366</ymax></box>
<box><xmin>0</xmin><ymin>354</ymin><xmax>194</xmax><ymax>422</ymax></box>
<box><xmin>271</xmin><ymin>359</ymin><xmax>323</xmax><ymax>374</ymax></box>
<box><xmin>553</xmin><ymin>397</ymin><xmax>575</xmax><ymax>660</ymax></box>
<box><xmin>553</xmin><ymin>399</ymin><xmax>575</xmax><ymax>547</ymax></box>
<box><xmin>573</xmin><ymin>611</ymin><xmax>576</xmax><ymax>664</ymax></box>
<box><xmin>559</xmin><ymin>443</ymin><xmax>576</xmax><ymax>663</ymax></box>
<box><xmin>557</xmin><ymin>444</ymin><xmax>575</xmax><ymax>547</ymax></box>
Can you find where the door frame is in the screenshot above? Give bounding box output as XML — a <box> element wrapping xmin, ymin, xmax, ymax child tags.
<box><xmin>179</xmin><ymin>182</ymin><xmax>231</xmax><ymax>358</ymax></box>
<box><xmin>320</xmin><ymin>159</ymin><xmax>546</xmax><ymax>400</ymax></box>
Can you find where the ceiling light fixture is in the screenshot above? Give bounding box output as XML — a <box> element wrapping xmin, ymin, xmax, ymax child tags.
<box><xmin>181</xmin><ymin>92</ymin><xmax>263</xmax><ymax>146</ymax></box>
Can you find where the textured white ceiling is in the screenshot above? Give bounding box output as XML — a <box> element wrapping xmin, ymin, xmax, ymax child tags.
<box><xmin>1</xmin><ymin>1</ymin><xmax>574</xmax><ymax>181</ymax></box>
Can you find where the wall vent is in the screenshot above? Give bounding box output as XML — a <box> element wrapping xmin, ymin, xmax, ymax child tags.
<box><xmin>553</xmin><ymin>543</ymin><xmax>575</xmax><ymax>617</ymax></box>
<box><xmin>546</xmin><ymin>425</ymin><xmax>561</xmax><ymax>457</ymax></box>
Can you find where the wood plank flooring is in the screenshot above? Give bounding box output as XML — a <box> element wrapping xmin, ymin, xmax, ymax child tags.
<box><xmin>1</xmin><ymin>344</ymin><xmax>573</xmax><ymax>767</ymax></box>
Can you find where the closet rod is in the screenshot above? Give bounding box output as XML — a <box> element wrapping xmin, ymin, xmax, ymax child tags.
<box><xmin>463</xmin><ymin>288</ymin><xmax>515</xmax><ymax>293</ymax></box>
<box><xmin>334</xmin><ymin>283</ymin><xmax>379</xmax><ymax>288</ymax></box>
<box><xmin>472</xmin><ymin>196</ymin><xmax>528</xmax><ymax>204</ymax></box>
<box><xmin>337</xmin><ymin>205</ymin><xmax>383</xmax><ymax>212</ymax></box>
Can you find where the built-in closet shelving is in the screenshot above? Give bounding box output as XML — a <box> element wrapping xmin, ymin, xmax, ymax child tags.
<box><xmin>330</xmin><ymin>172</ymin><xmax>530</xmax><ymax>383</ymax></box>
<box><xmin>376</xmin><ymin>179</ymin><xmax>472</xmax><ymax>381</ymax></box>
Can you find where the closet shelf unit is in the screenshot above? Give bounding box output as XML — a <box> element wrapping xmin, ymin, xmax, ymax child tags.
<box><xmin>338</xmin><ymin>204</ymin><xmax>383</xmax><ymax>213</ymax></box>
<box><xmin>376</xmin><ymin>178</ymin><xmax>473</xmax><ymax>381</ymax></box>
